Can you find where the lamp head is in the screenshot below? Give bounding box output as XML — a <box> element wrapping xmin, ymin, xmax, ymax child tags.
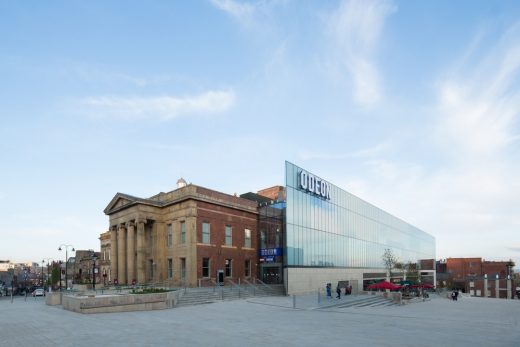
<box><xmin>58</xmin><ymin>247</ymin><xmax>62</xmax><ymax>251</ymax></box>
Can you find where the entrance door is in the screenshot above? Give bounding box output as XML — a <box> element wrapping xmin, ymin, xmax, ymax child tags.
<box><xmin>261</xmin><ymin>265</ymin><xmax>282</xmax><ymax>284</ymax></box>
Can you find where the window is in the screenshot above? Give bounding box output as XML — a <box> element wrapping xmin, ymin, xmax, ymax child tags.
<box><xmin>180</xmin><ymin>221</ymin><xmax>186</xmax><ymax>243</ymax></box>
<box><xmin>149</xmin><ymin>260</ymin><xmax>154</xmax><ymax>280</ymax></box>
<box><xmin>225</xmin><ymin>259</ymin><xmax>232</xmax><ymax>277</ymax></box>
<box><xmin>245</xmin><ymin>259</ymin><xmax>251</xmax><ymax>277</ymax></box>
<box><xmin>167</xmin><ymin>224</ymin><xmax>173</xmax><ymax>247</ymax></box>
<box><xmin>225</xmin><ymin>226</ymin><xmax>232</xmax><ymax>246</ymax></box>
<box><xmin>202</xmin><ymin>222</ymin><xmax>210</xmax><ymax>244</ymax></box>
<box><xmin>245</xmin><ymin>229</ymin><xmax>251</xmax><ymax>248</ymax></box>
<box><xmin>202</xmin><ymin>258</ymin><xmax>210</xmax><ymax>278</ymax></box>
<box><xmin>167</xmin><ymin>259</ymin><xmax>173</xmax><ymax>278</ymax></box>
<box><xmin>180</xmin><ymin>258</ymin><xmax>186</xmax><ymax>280</ymax></box>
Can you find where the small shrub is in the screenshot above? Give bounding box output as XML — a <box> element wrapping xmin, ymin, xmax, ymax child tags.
<box><xmin>131</xmin><ymin>288</ymin><xmax>170</xmax><ymax>294</ymax></box>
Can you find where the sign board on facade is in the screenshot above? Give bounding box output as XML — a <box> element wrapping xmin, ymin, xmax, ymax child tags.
<box><xmin>299</xmin><ymin>169</ymin><xmax>331</xmax><ymax>200</ymax></box>
<box><xmin>259</xmin><ymin>248</ymin><xmax>282</xmax><ymax>257</ymax></box>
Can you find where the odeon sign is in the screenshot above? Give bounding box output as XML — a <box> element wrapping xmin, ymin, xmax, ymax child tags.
<box><xmin>299</xmin><ymin>170</ymin><xmax>331</xmax><ymax>200</ymax></box>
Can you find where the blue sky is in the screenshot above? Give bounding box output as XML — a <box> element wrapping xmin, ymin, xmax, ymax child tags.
<box><xmin>1</xmin><ymin>0</ymin><xmax>519</xmax><ymax>267</ymax></box>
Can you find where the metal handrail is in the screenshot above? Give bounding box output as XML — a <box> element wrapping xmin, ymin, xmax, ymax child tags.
<box><xmin>254</xmin><ymin>278</ymin><xmax>273</xmax><ymax>291</ymax></box>
<box><xmin>225</xmin><ymin>279</ymin><xmax>240</xmax><ymax>291</ymax></box>
<box><xmin>242</xmin><ymin>279</ymin><xmax>257</xmax><ymax>296</ymax></box>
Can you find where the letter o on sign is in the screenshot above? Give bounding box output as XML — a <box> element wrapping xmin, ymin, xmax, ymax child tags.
<box><xmin>300</xmin><ymin>171</ymin><xmax>308</xmax><ymax>190</ymax></box>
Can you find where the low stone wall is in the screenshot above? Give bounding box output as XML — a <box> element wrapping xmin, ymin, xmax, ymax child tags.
<box><xmin>62</xmin><ymin>291</ymin><xmax>178</xmax><ymax>314</ymax></box>
<box><xmin>45</xmin><ymin>292</ymin><xmax>62</xmax><ymax>306</ymax></box>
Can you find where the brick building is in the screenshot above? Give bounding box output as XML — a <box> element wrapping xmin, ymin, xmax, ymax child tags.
<box><xmin>72</xmin><ymin>250</ymin><xmax>101</xmax><ymax>285</ymax></box>
<box><xmin>103</xmin><ymin>180</ymin><xmax>258</xmax><ymax>287</ymax></box>
<box><xmin>101</xmin><ymin>162</ymin><xmax>436</xmax><ymax>294</ymax></box>
<box><xmin>437</xmin><ymin>258</ymin><xmax>515</xmax><ymax>298</ymax></box>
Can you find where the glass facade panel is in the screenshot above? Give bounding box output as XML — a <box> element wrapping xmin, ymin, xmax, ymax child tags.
<box><xmin>285</xmin><ymin>161</ymin><xmax>435</xmax><ymax>269</ymax></box>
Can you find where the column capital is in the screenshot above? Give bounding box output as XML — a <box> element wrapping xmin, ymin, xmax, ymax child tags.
<box><xmin>136</xmin><ymin>217</ymin><xmax>147</xmax><ymax>225</ymax></box>
<box><xmin>126</xmin><ymin>221</ymin><xmax>135</xmax><ymax>228</ymax></box>
<box><xmin>110</xmin><ymin>225</ymin><xmax>118</xmax><ymax>232</ymax></box>
<box><xmin>119</xmin><ymin>223</ymin><xmax>127</xmax><ymax>230</ymax></box>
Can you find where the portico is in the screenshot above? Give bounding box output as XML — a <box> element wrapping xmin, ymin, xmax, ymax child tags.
<box><xmin>107</xmin><ymin>218</ymin><xmax>149</xmax><ymax>285</ymax></box>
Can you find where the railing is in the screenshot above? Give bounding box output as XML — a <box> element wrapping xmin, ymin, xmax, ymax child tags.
<box><xmin>225</xmin><ymin>279</ymin><xmax>245</xmax><ymax>298</ymax></box>
<box><xmin>254</xmin><ymin>278</ymin><xmax>274</xmax><ymax>292</ymax></box>
<box><xmin>242</xmin><ymin>279</ymin><xmax>257</xmax><ymax>296</ymax></box>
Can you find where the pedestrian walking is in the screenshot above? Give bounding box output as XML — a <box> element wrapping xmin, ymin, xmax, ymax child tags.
<box><xmin>326</xmin><ymin>283</ymin><xmax>332</xmax><ymax>299</ymax></box>
<box><xmin>336</xmin><ymin>284</ymin><xmax>341</xmax><ymax>299</ymax></box>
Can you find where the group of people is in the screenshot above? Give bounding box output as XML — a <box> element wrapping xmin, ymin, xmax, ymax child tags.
<box><xmin>326</xmin><ymin>283</ymin><xmax>352</xmax><ymax>299</ymax></box>
<box><xmin>451</xmin><ymin>290</ymin><xmax>460</xmax><ymax>301</ymax></box>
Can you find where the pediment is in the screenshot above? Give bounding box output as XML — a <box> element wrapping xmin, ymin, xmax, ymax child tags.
<box><xmin>104</xmin><ymin>193</ymin><xmax>138</xmax><ymax>215</ymax></box>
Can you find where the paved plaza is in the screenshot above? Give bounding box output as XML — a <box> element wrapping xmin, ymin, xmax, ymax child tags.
<box><xmin>1</xmin><ymin>293</ymin><xmax>519</xmax><ymax>346</ymax></box>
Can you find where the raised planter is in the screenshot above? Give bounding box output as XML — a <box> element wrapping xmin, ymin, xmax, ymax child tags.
<box><xmin>62</xmin><ymin>291</ymin><xmax>178</xmax><ymax>314</ymax></box>
<box><xmin>45</xmin><ymin>292</ymin><xmax>61</xmax><ymax>306</ymax></box>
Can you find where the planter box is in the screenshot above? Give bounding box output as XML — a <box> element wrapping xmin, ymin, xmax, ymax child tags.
<box><xmin>61</xmin><ymin>291</ymin><xmax>177</xmax><ymax>314</ymax></box>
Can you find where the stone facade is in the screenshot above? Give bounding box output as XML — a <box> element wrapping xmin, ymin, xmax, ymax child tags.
<box><xmin>103</xmin><ymin>184</ymin><xmax>258</xmax><ymax>287</ymax></box>
<box><xmin>73</xmin><ymin>250</ymin><xmax>101</xmax><ymax>286</ymax></box>
<box><xmin>99</xmin><ymin>231</ymin><xmax>111</xmax><ymax>286</ymax></box>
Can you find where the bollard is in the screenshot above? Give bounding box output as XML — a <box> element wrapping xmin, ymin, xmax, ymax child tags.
<box><xmin>25</xmin><ymin>291</ymin><xmax>27</xmax><ymax>302</ymax></box>
<box><xmin>11</xmin><ymin>291</ymin><xmax>13</xmax><ymax>304</ymax></box>
<box><xmin>293</xmin><ymin>295</ymin><xmax>296</xmax><ymax>309</ymax></box>
<box><xmin>318</xmin><ymin>290</ymin><xmax>321</xmax><ymax>304</ymax></box>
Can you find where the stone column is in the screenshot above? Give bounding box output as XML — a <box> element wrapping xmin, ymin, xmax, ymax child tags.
<box><xmin>136</xmin><ymin>218</ymin><xmax>146</xmax><ymax>284</ymax></box>
<box><xmin>495</xmin><ymin>275</ymin><xmax>500</xmax><ymax>299</ymax></box>
<box><xmin>484</xmin><ymin>275</ymin><xmax>488</xmax><ymax>298</ymax></box>
<box><xmin>118</xmin><ymin>224</ymin><xmax>127</xmax><ymax>285</ymax></box>
<box><xmin>110</xmin><ymin>226</ymin><xmax>118</xmax><ymax>284</ymax></box>
<box><xmin>126</xmin><ymin>221</ymin><xmax>136</xmax><ymax>284</ymax></box>
<box><xmin>507</xmin><ymin>276</ymin><xmax>512</xmax><ymax>300</ymax></box>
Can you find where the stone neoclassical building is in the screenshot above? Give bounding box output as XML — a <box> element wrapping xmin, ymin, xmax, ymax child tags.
<box><xmin>103</xmin><ymin>179</ymin><xmax>258</xmax><ymax>287</ymax></box>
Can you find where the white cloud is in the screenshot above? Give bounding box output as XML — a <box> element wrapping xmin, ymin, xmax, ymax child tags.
<box><xmin>331</xmin><ymin>23</ymin><xmax>520</xmax><ymax>265</ymax></box>
<box><xmin>84</xmin><ymin>90</ymin><xmax>235</xmax><ymax>120</ymax></box>
<box><xmin>210</xmin><ymin>0</ymin><xmax>256</xmax><ymax>22</ymax></box>
<box><xmin>327</xmin><ymin>0</ymin><xmax>396</xmax><ymax>107</ymax></box>
<box><xmin>298</xmin><ymin>141</ymin><xmax>395</xmax><ymax>161</ymax></box>
<box><xmin>436</xmin><ymin>23</ymin><xmax>520</xmax><ymax>156</ymax></box>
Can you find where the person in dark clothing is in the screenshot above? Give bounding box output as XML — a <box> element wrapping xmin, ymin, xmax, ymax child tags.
<box><xmin>336</xmin><ymin>285</ymin><xmax>341</xmax><ymax>299</ymax></box>
<box><xmin>326</xmin><ymin>283</ymin><xmax>332</xmax><ymax>299</ymax></box>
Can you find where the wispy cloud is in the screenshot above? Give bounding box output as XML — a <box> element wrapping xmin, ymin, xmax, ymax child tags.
<box><xmin>210</xmin><ymin>0</ymin><xmax>256</xmax><ymax>22</ymax></box>
<box><xmin>83</xmin><ymin>90</ymin><xmax>236</xmax><ymax>120</ymax></box>
<box><xmin>298</xmin><ymin>141</ymin><xmax>395</xmax><ymax>161</ymax></box>
<box><xmin>327</xmin><ymin>0</ymin><xmax>396</xmax><ymax>107</ymax></box>
<box><xmin>336</xmin><ymin>22</ymin><xmax>520</xmax><ymax>264</ymax></box>
<box><xmin>435</xmin><ymin>23</ymin><xmax>520</xmax><ymax>156</ymax></box>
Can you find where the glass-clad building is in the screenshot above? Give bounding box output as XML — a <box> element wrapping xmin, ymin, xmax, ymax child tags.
<box><xmin>282</xmin><ymin>161</ymin><xmax>435</xmax><ymax>294</ymax></box>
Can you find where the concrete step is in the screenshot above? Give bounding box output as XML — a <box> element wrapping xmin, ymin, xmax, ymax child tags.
<box><xmin>176</xmin><ymin>284</ymin><xmax>285</xmax><ymax>307</ymax></box>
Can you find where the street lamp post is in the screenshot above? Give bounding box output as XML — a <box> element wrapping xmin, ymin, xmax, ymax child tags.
<box><xmin>41</xmin><ymin>260</ymin><xmax>44</xmax><ymax>287</ymax></box>
<box><xmin>58</xmin><ymin>244</ymin><xmax>75</xmax><ymax>291</ymax></box>
<box><xmin>42</xmin><ymin>258</ymin><xmax>54</xmax><ymax>292</ymax></box>
<box><xmin>92</xmin><ymin>253</ymin><xmax>97</xmax><ymax>291</ymax></box>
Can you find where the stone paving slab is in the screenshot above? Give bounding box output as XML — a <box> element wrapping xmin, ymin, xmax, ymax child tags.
<box><xmin>0</xmin><ymin>294</ymin><xmax>519</xmax><ymax>346</ymax></box>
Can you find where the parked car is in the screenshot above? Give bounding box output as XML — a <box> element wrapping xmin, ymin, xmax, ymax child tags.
<box><xmin>32</xmin><ymin>288</ymin><xmax>45</xmax><ymax>297</ymax></box>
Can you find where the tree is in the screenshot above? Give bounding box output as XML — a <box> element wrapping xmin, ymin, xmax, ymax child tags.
<box><xmin>405</xmin><ymin>261</ymin><xmax>419</xmax><ymax>283</ymax></box>
<box><xmin>51</xmin><ymin>267</ymin><xmax>60</xmax><ymax>286</ymax></box>
<box><xmin>382</xmin><ymin>248</ymin><xmax>399</xmax><ymax>280</ymax></box>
